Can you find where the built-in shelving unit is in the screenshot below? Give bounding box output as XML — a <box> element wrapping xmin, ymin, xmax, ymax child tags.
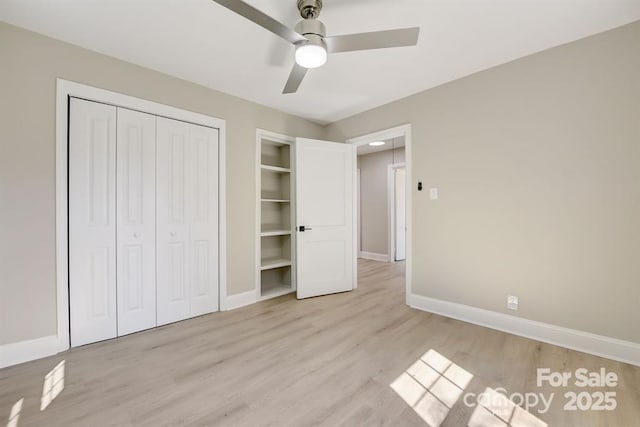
<box><xmin>256</xmin><ymin>130</ymin><xmax>296</xmax><ymax>301</ymax></box>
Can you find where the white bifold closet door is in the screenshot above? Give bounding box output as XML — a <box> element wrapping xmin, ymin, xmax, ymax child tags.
<box><xmin>115</xmin><ymin>108</ymin><xmax>157</xmax><ymax>336</ymax></box>
<box><xmin>156</xmin><ymin>117</ymin><xmax>219</xmax><ymax>326</ymax></box>
<box><xmin>69</xmin><ymin>98</ymin><xmax>118</xmax><ymax>347</ymax></box>
<box><xmin>70</xmin><ymin>100</ymin><xmax>157</xmax><ymax>346</ymax></box>
<box><xmin>70</xmin><ymin>99</ymin><xmax>219</xmax><ymax>346</ymax></box>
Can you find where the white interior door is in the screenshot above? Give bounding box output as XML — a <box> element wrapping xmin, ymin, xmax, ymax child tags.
<box><xmin>69</xmin><ymin>98</ymin><xmax>117</xmax><ymax>347</ymax></box>
<box><xmin>156</xmin><ymin>117</ymin><xmax>219</xmax><ymax>325</ymax></box>
<box><xmin>188</xmin><ymin>123</ymin><xmax>219</xmax><ymax>317</ymax></box>
<box><xmin>394</xmin><ymin>168</ymin><xmax>406</xmax><ymax>261</ymax></box>
<box><xmin>157</xmin><ymin>118</ymin><xmax>191</xmax><ymax>325</ymax></box>
<box><xmin>296</xmin><ymin>138</ymin><xmax>354</xmax><ymax>299</ymax></box>
<box><xmin>116</xmin><ymin>108</ymin><xmax>157</xmax><ymax>336</ymax></box>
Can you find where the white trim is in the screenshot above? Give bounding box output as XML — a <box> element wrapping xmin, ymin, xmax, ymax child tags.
<box><xmin>55</xmin><ymin>83</ymin><xmax>70</xmax><ymax>354</ymax></box>
<box><xmin>54</xmin><ymin>79</ymin><xmax>227</xmax><ymax>360</ymax></box>
<box><xmin>255</xmin><ymin>133</ymin><xmax>261</xmax><ymax>303</ymax></box>
<box><xmin>358</xmin><ymin>251</ymin><xmax>389</xmax><ymax>262</ymax></box>
<box><xmin>225</xmin><ymin>290</ymin><xmax>258</xmax><ymax>311</ymax></box>
<box><xmin>352</xmin><ymin>145</ymin><xmax>358</xmax><ymax>289</ymax></box>
<box><xmin>256</xmin><ymin>128</ymin><xmax>296</xmax><ymax>145</ymax></box>
<box><xmin>410</xmin><ymin>294</ymin><xmax>640</xmax><ymax>367</ymax></box>
<box><xmin>356</xmin><ymin>168</ymin><xmax>361</xmax><ymax>254</ymax></box>
<box><xmin>348</xmin><ymin>125</ymin><xmax>412</xmax><ymax>147</ymax></box>
<box><xmin>0</xmin><ymin>335</ymin><xmax>60</xmax><ymax>369</ymax></box>
<box><xmin>387</xmin><ymin>162</ymin><xmax>406</xmax><ymax>262</ymax></box>
<box><xmin>347</xmin><ymin>124</ymin><xmax>412</xmax><ymax>304</ymax></box>
<box><xmin>255</xmin><ymin>129</ymin><xmax>296</xmax><ymax>301</ymax></box>
<box><xmin>218</xmin><ymin>123</ymin><xmax>228</xmax><ymax>311</ymax></box>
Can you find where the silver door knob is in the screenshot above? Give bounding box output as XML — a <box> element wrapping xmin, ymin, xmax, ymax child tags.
<box><xmin>170</xmin><ymin>232</ymin><xmax>176</xmax><ymax>237</ymax></box>
<box><xmin>133</xmin><ymin>232</ymin><xmax>141</xmax><ymax>238</ymax></box>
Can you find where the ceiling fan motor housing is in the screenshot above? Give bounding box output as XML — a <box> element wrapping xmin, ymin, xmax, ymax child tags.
<box><xmin>295</xmin><ymin>18</ymin><xmax>326</xmax><ymax>39</ymax></box>
<box><xmin>297</xmin><ymin>0</ymin><xmax>322</xmax><ymax>19</ymax></box>
<box><xmin>295</xmin><ymin>18</ymin><xmax>327</xmax><ymax>55</ymax></box>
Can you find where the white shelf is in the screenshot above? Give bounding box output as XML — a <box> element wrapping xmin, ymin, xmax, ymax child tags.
<box><xmin>259</xmin><ymin>285</ymin><xmax>295</xmax><ymax>301</ymax></box>
<box><xmin>260</xmin><ymin>257</ymin><xmax>292</xmax><ymax>270</ymax></box>
<box><xmin>261</xmin><ymin>229</ymin><xmax>292</xmax><ymax>237</ymax></box>
<box><xmin>261</xmin><ymin>164</ymin><xmax>291</xmax><ymax>173</ymax></box>
<box><xmin>261</xmin><ymin>198</ymin><xmax>290</xmax><ymax>203</ymax></box>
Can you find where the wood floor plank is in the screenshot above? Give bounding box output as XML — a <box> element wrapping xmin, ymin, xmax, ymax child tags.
<box><xmin>1</xmin><ymin>259</ymin><xmax>638</xmax><ymax>426</ymax></box>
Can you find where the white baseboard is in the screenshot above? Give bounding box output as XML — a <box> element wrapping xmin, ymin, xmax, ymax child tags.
<box><xmin>0</xmin><ymin>335</ymin><xmax>61</xmax><ymax>369</ymax></box>
<box><xmin>224</xmin><ymin>290</ymin><xmax>257</xmax><ymax>311</ymax></box>
<box><xmin>2</xmin><ymin>291</ymin><xmax>257</xmax><ymax>368</ymax></box>
<box><xmin>359</xmin><ymin>251</ymin><xmax>389</xmax><ymax>262</ymax></box>
<box><xmin>409</xmin><ymin>294</ymin><xmax>640</xmax><ymax>367</ymax></box>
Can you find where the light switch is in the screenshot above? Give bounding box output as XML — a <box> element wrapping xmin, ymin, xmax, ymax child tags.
<box><xmin>429</xmin><ymin>188</ymin><xmax>438</xmax><ymax>200</ymax></box>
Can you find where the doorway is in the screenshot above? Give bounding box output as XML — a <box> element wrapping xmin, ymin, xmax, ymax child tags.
<box><xmin>347</xmin><ymin>125</ymin><xmax>412</xmax><ymax>303</ymax></box>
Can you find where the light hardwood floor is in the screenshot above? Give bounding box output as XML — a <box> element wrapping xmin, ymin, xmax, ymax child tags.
<box><xmin>1</xmin><ymin>259</ymin><xmax>639</xmax><ymax>426</ymax></box>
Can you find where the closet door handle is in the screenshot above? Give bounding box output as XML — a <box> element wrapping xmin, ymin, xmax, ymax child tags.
<box><xmin>133</xmin><ymin>232</ymin><xmax>141</xmax><ymax>238</ymax></box>
<box><xmin>170</xmin><ymin>231</ymin><xmax>176</xmax><ymax>237</ymax></box>
<box><xmin>299</xmin><ymin>226</ymin><xmax>312</xmax><ymax>232</ymax></box>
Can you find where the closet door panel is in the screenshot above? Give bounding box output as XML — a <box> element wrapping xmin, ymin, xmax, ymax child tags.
<box><xmin>116</xmin><ymin>108</ymin><xmax>157</xmax><ymax>336</ymax></box>
<box><xmin>156</xmin><ymin>117</ymin><xmax>191</xmax><ymax>325</ymax></box>
<box><xmin>69</xmin><ymin>98</ymin><xmax>117</xmax><ymax>347</ymax></box>
<box><xmin>189</xmin><ymin>126</ymin><xmax>219</xmax><ymax>316</ymax></box>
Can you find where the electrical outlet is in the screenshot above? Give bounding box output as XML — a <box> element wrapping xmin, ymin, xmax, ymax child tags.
<box><xmin>507</xmin><ymin>295</ymin><xmax>519</xmax><ymax>311</ymax></box>
<box><xmin>429</xmin><ymin>188</ymin><xmax>438</xmax><ymax>200</ymax></box>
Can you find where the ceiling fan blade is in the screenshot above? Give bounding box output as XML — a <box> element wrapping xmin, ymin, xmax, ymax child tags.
<box><xmin>283</xmin><ymin>63</ymin><xmax>309</xmax><ymax>94</ymax></box>
<box><xmin>325</xmin><ymin>27</ymin><xmax>420</xmax><ymax>53</ymax></box>
<box><xmin>211</xmin><ymin>0</ymin><xmax>307</xmax><ymax>45</ymax></box>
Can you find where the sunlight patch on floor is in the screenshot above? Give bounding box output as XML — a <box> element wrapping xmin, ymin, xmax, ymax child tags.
<box><xmin>40</xmin><ymin>360</ymin><xmax>65</xmax><ymax>411</ymax></box>
<box><xmin>468</xmin><ymin>388</ymin><xmax>547</xmax><ymax>427</ymax></box>
<box><xmin>391</xmin><ymin>349</ymin><xmax>474</xmax><ymax>426</ymax></box>
<box><xmin>6</xmin><ymin>398</ymin><xmax>23</xmax><ymax>427</ymax></box>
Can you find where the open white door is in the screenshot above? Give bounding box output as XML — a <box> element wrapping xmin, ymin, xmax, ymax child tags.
<box><xmin>296</xmin><ymin>138</ymin><xmax>354</xmax><ymax>299</ymax></box>
<box><xmin>395</xmin><ymin>168</ymin><xmax>406</xmax><ymax>261</ymax></box>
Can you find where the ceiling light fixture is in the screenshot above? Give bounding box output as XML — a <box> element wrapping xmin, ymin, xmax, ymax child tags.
<box><xmin>295</xmin><ymin>42</ymin><xmax>327</xmax><ymax>69</ymax></box>
<box><xmin>369</xmin><ymin>141</ymin><xmax>385</xmax><ymax>147</ymax></box>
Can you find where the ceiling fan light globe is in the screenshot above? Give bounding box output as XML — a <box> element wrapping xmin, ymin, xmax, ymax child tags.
<box><xmin>295</xmin><ymin>44</ymin><xmax>327</xmax><ymax>69</ymax></box>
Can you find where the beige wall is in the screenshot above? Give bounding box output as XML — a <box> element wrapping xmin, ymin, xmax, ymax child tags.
<box><xmin>2</xmin><ymin>19</ymin><xmax>639</xmax><ymax>348</ymax></box>
<box><xmin>0</xmin><ymin>22</ymin><xmax>325</xmax><ymax>345</ymax></box>
<box><xmin>327</xmin><ymin>21</ymin><xmax>640</xmax><ymax>344</ymax></box>
<box><xmin>358</xmin><ymin>147</ymin><xmax>405</xmax><ymax>255</ymax></box>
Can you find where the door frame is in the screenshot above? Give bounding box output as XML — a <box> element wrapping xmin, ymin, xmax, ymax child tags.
<box><xmin>388</xmin><ymin>163</ymin><xmax>406</xmax><ymax>262</ymax></box>
<box><xmin>356</xmin><ymin>168</ymin><xmax>361</xmax><ymax>255</ymax></box>
<box><xmin>346</xmin><ymin>124</ymin><xmax>412</xmax><ymax>304</ymax></box>
<box><xmin>55</xmin><ymin>79</ymin><xmax>227</xmax><ymax>352</ymax></box>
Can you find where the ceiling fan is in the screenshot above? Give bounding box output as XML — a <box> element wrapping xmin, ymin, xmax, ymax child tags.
<box><xmin>212</xmin><ymin>0</ymin><xmax>420</xmax><ymax>94</ymax></box>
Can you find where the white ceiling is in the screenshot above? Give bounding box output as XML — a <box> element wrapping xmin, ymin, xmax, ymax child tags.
<box><xmin>1</xmin><ymin>0</ymin><xmax>639</xmax><ymax>124</ymax></box>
